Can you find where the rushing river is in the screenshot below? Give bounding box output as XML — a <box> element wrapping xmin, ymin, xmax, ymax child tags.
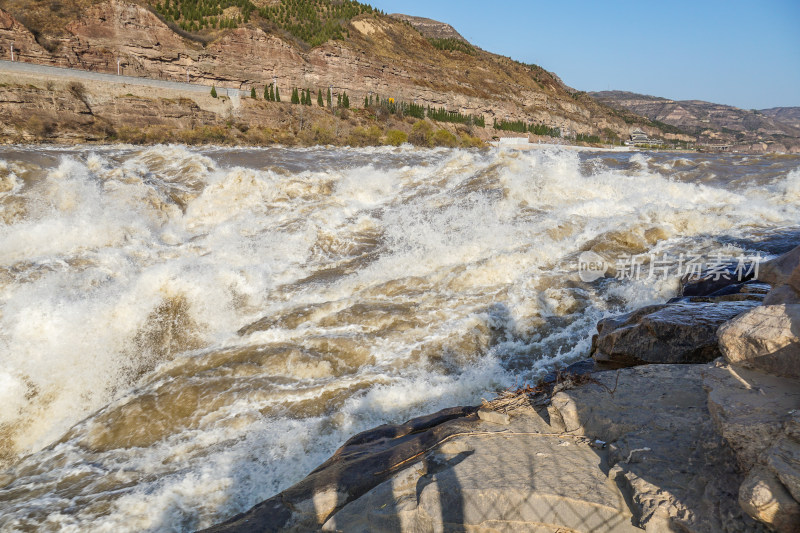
<box><xmin>0</xmin><ymin>144</ymin><xmax>798</xmax><ymax>531</ymax></box>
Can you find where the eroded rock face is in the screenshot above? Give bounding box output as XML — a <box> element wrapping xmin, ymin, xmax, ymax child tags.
<box><xmin>389</xmin><ymin>13</ymin><xmax>469</xmax><ymax>42</ymax></box>
<box><xmin>704</xmin><ymin>364</ymin><xmax>800</xmax><ymax>471</ymax></box>
<box><xmin>0</xmin><ymin>9</ymin><xmax>50</xmax><ymax>62</ymax></box>
<box><xmin>717</xmin><ymin>304</ymin><xmax>800</xmax><ymax>379</ymax></box>
<box><xmin>591</xmin><ymin>299</ymin><xmax>760</xmax><ymax>367</ymax></box>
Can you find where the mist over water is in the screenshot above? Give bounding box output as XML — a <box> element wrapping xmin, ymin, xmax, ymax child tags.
<box><xmin>0</xmin><ymin>144</ymin><xmax>798</xmax><ymax>531</ymax></box>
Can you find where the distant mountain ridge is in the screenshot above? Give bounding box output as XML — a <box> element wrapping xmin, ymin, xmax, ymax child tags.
<box><xmin>760</xmin><ymin>107</ymin><xmax>800</xmax><ymax>130</ymax></box>
<box><xmin>591</xmin><ymin>90</ymin><xmax>800</xmax><ymax>152</ymax></box>
<box><xmin>389</xmin><ymin>13</ymin><xmax>468</xmax><ymax>42</ymax></box>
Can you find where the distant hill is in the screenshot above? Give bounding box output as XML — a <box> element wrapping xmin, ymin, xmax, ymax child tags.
<box><xmin>760</xmin><ymin>107</ymin><xmax>800</xmax><ymax>130</ymax></box>
<box><xmin>389</xmin><ymin>13</ymin><xmax>468</xmax><ymax>42</ymax></box>
<box><xmin>591</xmin><ymin>90</ymin><xmax>800</xmax><ymax>152</ymax></box>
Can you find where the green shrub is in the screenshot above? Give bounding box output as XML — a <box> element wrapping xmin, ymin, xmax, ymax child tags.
<box><xmin>346</xmin><ymin>125</ymin><xmax>382</xmax><ymax>147</ymax></box>
<box><xmin>312</xmin><ymin>124</ymin><xmax>335</xmax><ymax>145</ymax></box>
<box><xmin>385</xmin><ymin>129</ymin><xmax>408</xmax><ymax>146</ymax></box>
<box><xmin>410</xmin><ymin>120</ymin><xmax>433</xmax><ymax>146</ymax></box>
<box><xmin>210</xmin><ymin>86</ymin><xmax>218</xmax><ymax>98</ymax></box>
<box><xmin>459</xmin><ymin>132</ymin><xmax>484</xmax><ymax>148</ymax></box>
<box><xmin>431</xmin><ymin>128</ymin><xmax>458</xmax><ymax>148</ymax></box>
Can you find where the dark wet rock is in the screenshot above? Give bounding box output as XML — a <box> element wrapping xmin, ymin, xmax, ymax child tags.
<box><xmin>591</xmin><ymin>300</ymin><xmax>760</xmax><ymax>367</ymax></box>
<box><xmin>717</xmin><ymin>304</ymin><xmax>800</xmax><ymax>379</ymax></box>
<box><xmin>667</xmin><ymin>281</ymin><xmax>769</xmax><ymax>304</ymax></box>
<box><xmin>681</xmin><ymin>262</ymin><xmax>756</xmax><ymax>297</ymax></box>
<box><xmin>201</xmin><ymin>406</ymin><xmax>480</xmax><ymax>533</ymax></box>
<box><xmin>540</xmin><ymin>358</ymin><xmax>597</xmax><ymax>385</ymax></box>
<box><xmin>707</xmin><ymin>280</ymin><xmax>772</xmax><ymax>298</ymax></box>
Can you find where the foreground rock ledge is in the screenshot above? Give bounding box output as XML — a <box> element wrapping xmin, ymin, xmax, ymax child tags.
<box><xmin>203</xmin><ymin>364</ymin><xmax>768</xmax><ymax>533</ymax></box>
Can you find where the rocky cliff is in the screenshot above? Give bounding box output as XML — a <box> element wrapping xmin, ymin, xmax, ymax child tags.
<box><xmin>0</xmin><ymin>0</ymin><xmax>652</xmax><ymax>142</ymax></box>
<box><xmin>592</xmin><ymin>90</ymin><xmax>800</xmax><ymax>153</ymax></box>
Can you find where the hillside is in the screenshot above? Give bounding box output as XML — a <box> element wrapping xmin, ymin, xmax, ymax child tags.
<box><xmin>760</xmin><ymin>106</ymin><xmax>800</xmax><ymax>130</ymax></box>
<box><xmin>0</xmin><ymin>0</ymin><xmax>674</xmax><ymax>146</ymax></box>
<box><xmin>591</xmin><ymin>90</ymin><xmax>800</xmax><ymax>153</ymax></box>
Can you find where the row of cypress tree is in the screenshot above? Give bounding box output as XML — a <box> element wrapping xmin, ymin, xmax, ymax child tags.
<box><xmin>241</xmin><ymin>83</ymin><xmax>284</xmax><ymax>102</ymax></box>
<box><xmin>213</xmin><ymin>84</ymin><xmax>491</xmax><ymax>131</ymax></box>
<box><xmin>493</xmin><ymin>118</ymin><xmax>561</xmax><ymax>137</ymax></box>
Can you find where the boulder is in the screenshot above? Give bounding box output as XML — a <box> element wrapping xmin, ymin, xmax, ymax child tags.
<box><xmin>717</xmin><ymin>304</ymin><xmax>800</xmax><ymax>379</ymax></box>
<box><xmin>758</xmin><ymin>245</ymin><xmax>800</xmax><ymax>287</ymax></box>
<box><xmin>739</xmin><ymin>466</ymin><xmax>800</xmax><ymax>533</ymax></box>
<box><xmin>764</xmin><ymin>421</ymin><xmax>800</xmax><ymax>502</ymax></box>
<box><xmin>763</xmin><ymin>264</ymin><xmax>800</xmax><ymax>305</ymax></box>
<box><xmin>204</xmin><ymin>404</ymin><xmax>643</xmax><ymax>533</ymax></box>
<box><xmin>764</xmin><ymin>284</ymin><xmax>800</xmax><ymax>305</ymax></box>
<box><xmin>592</xmin><ymin>300</ymin><xmax>759</xmax><ymax>367</ymax></box>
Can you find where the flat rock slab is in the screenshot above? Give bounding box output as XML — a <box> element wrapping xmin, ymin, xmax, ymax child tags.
<box><xmin>552</xmin><ymin>364</ymin><xmax>767</xmax><ymax>532</ymax></box>
<box><xmin>322</xmin><ymin>429</ymin><xmax>640</xmax><ymax>533</ymax></box>
<box><xmin>592</xmin><ymin>300</ymin><xmax>759</xmax><ymax>367</ymax></box>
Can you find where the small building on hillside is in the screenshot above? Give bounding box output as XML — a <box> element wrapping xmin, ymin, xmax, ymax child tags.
<box><xmin>628</xmin><ymin>129</ymin><xmax>650</xmax><ymax>144</ymax></box>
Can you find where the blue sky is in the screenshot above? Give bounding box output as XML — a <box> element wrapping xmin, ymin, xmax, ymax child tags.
<box><xmin>367</xmin><ymin>0</ymin><xmax>800</xmax><ymax>109</ymax></box>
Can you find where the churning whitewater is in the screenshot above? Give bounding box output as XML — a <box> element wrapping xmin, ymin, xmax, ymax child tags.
<box><xmin>1</xmin><ymin>145</ymin><xmax>799</xmax><ymax>531</ymax></box>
